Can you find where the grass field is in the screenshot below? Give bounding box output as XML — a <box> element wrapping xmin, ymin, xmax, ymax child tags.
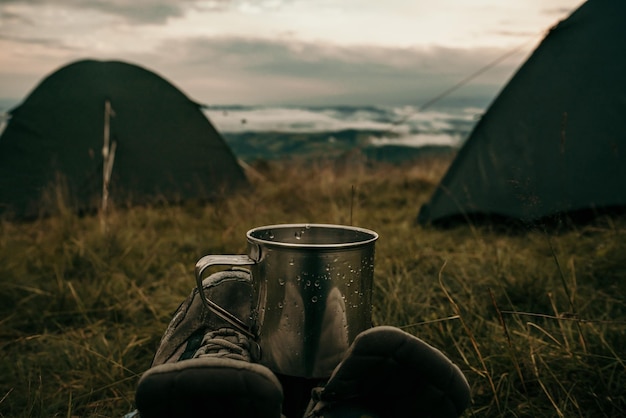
<box><xmin>1</xmin><ymin>156</ymin><xmax>625</xmax><ymax>417</ymax></box>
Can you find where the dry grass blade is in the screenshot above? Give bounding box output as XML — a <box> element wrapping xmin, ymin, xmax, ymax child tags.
<box><xmin>1</xmin><ymin>158</ymin><xmax>624</xmax><ymax>417</ymax></box>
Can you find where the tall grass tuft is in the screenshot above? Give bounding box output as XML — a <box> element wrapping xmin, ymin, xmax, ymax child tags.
<box><xmin>1</xmin><ymin>156</ymin><xmax>624</xmax><ymax>417</ymax></box>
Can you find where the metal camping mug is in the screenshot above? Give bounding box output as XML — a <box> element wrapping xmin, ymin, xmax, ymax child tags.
<box><xmin>194</xmin><ymin>223</ymin><xmax>378</xmax><ymax>378</ymax></box>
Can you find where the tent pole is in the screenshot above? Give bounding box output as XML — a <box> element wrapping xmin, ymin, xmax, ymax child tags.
<box><xmin>102</xmin><ymin>100</ymin><xmax>110</xmax><ymax>215</ymax></box>
<box><xmin>101</xmin><ymin>100</ymin><xmax>116</xmax><ymax>229</ymax></box>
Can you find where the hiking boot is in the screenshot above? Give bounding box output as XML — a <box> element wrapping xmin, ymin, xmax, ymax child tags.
<box><xmin>303</xmin><ymin>326</ymin><xmax>471</xmax><ymax>418</ymax></box>
<box><xmin>134</xmin><ymin>269</ymin><xmax>284</xmax><ymax>418</ymax></box>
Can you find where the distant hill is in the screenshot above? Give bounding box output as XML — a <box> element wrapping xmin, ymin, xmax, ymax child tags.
<box><xmin>222</xmin><ymin>129</ymin><xmax>457</xmax><ymax>163</ymax></box>
<box><xmin>361</xmin><ymin>144</ymin><xmax>456</xmax><ymax>163</ymax></box>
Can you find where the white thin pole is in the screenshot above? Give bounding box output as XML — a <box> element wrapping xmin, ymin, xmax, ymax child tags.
<box><xmin>102</xmin><ymin>100</ymin><xmax>111</xmax><ymax>214</ymax></box>
<box><xmin>101</xmin><ymin>100</ymin><xmax>116</xmax><ymax>229</ymax></box>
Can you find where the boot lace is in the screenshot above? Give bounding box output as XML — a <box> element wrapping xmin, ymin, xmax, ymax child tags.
<box><xmin>193</xmin><ymin>327</ymin><xmax>252</xmax><ymax>362</ymax></box>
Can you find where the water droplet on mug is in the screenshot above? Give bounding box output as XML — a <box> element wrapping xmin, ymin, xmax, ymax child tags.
<box><xmin>305</xmin><ymin>224</ymin><xmax>311</xmax><ymax>230</ymax></box>
<box><xmin>268</xmin><ymin>230</ymin><xmax>274</xmax><ymax>239</ymax></box>
<box><xmin>294</xmin><ymin>231</ymin><xmax>302</xmax><ymax>240</ymax></box>
<box><xmin>278</xmin><ymin>278</ymin><xmax>286</xmax><ymax>286</ymax></box>
<box><xmin>277</xmin><ymin>301</ymin><xmax>284</xmax><ymax>308</ymax></box>
<box><xmin>311</xmin><ymin>296</ymin><xmax>318</xmax><ymax>303</ymax></box>
<box><xmin>305</xmin><ymin>280</ymin><xmax>311</xmax><ymax>287</ymax></box>
<box><xmin>314</xmin><ymin>280</ymin><xmax>320</xmax><ymax>288</ymax></box>
<box><xmin>289</xmin><ymin>258</ymin><xmax>294</xmax><ymax>266</ymax></box>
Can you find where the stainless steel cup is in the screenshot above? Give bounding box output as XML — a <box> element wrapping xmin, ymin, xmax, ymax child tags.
<box><xmin>195</xmin><ymin>223</ymin><xmax>378</xmax><ymax>378</ymax></box>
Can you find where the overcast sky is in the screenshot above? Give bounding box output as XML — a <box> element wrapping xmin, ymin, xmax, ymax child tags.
<box><xmin>0</xmin><ymin>0</ymin><xmax>585</xmax><ymax>107</ymax></box>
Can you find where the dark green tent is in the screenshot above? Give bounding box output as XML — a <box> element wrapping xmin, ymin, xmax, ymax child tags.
<box><xmin>0</xmin><ymin>59</ymin><xmax>248</xmax><ymax>219</ymax></box>
<box><xmin>418</xmin><ymin>0</ymin><xmax>626</xmax><ymax>225</ymax></box>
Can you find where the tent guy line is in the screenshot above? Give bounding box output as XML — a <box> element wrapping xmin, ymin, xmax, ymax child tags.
<box><xmin>385</xmin><ymin>18</ymin><xmax>558</xmax><ymax>135</ymax></box>
<box><xmin>418</xmin><ymin>0</ymin><xmax>626</xmax><ymax>225</ymax></box>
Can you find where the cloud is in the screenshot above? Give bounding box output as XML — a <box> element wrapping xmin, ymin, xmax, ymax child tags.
<box><xmin>541</xmin><ymin>6</ymin><xmax>577</xmax><ymax>16</ymax></box>
<box><xmin>0</xmin><ymin>33</ymin><xmax>74</xmax><ymax>49</ymax></box>
<box><xmin>0</xmin><ymin>0</ymin><xmax>216</xmax><ymax>24</ymax></box>
<box><xmin>0</xmin><ymin>0</ymin><xmax>548</xmax><ymax>106</ymax></box>
<box><xmin>0</xmin><ymin>7</ymin><xmax>32</xmax><ymax>25</ymax></box>
<box><xmin>145</xmin><ymin>36</ymin><xmax>526</xmax><ymax>105</ymax></box>
<box><xmin>0</xmin><ymin>29</ymin><xmax>527</xmax><ymax>106</ymax></box>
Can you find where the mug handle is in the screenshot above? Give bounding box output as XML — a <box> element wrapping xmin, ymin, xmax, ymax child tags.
<box><xmin>195</xmin><ymin>254</ymin><xmax>257</xmax><ymax>339</ymax></box>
